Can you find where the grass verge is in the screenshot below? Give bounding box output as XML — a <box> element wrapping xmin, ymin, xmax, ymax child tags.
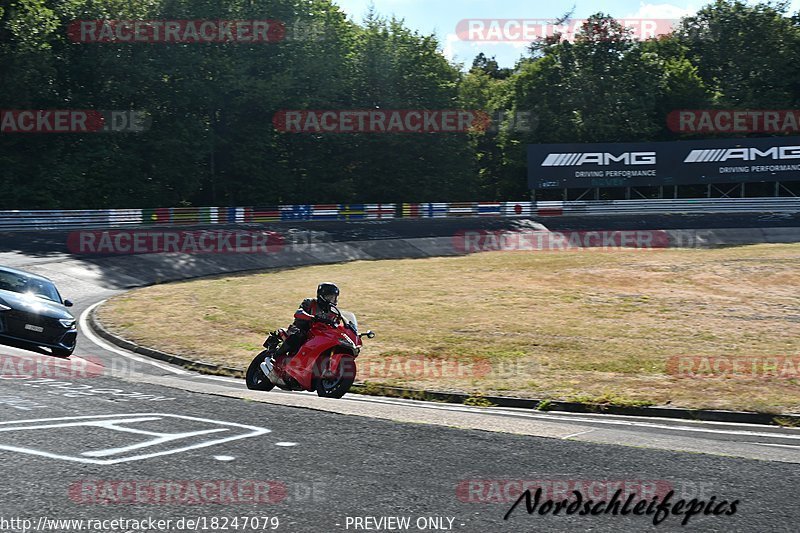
<box><xmin>97</xmin><ymin>244</ymin><xmax>800</xmax><ymax>413</ymax></box>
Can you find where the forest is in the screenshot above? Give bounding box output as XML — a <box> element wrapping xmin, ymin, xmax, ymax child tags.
<box><xmin>1</xmin><ymin>0</ymin><xmax>798</xmax><ymax>208</ymax></box>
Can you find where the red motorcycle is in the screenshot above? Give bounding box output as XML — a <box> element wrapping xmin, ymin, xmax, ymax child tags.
<box><xmin>246</xmin><ymin>306</ymin><xmax>374</xmax><ymax>399</ymax></box>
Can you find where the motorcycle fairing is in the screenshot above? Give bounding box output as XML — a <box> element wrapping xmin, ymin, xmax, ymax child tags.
<box><xmin>283</xmin><ymin>325</ymin><xmax>346</xmax><ymax>390</ymax></box>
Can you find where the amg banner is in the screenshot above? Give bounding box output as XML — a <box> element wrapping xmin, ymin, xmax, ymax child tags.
<box><xmin>528</xmin><ymin>136</ymin><xmax>800</xmax><ymax>189</ymax></box>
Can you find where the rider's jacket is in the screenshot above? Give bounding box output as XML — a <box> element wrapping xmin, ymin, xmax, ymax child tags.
<box><xmin>292</xmin><ymin>298</ymin><xmax>338</xmax><ymax>332</ymax></box>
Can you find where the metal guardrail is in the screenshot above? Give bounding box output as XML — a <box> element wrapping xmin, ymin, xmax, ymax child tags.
<box><xmin>0</xmin><ymin>205</ymin><xmax>397</xmax><ymax>231</ymax></box>
<box><xmin>0</xmin><ymin>209</ymin><xmax>142</xmax><ymax>231</ymax></box>
<box><xmin>0</xmin><ymin>198</ymin><xmax>796</xmax><ymax>231</ymax></box>
<box><xmin>534</xmin><ymin>198</ymin><xmax>800</xmax><ymax>216</ymax></box>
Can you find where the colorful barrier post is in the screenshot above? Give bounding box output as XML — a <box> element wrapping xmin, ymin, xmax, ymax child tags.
<box><xmin>280</xmin><ymin>205</ymin><xmax>311</xmax><ymax>220</ymax></box>
<box><xmin>338</xmin><ymin>204</ymin><xmax>366</xmax><ymax>220</ymax></box>
<box><xmin>402</xmin><ymin>203</ymin><xmax>422</xmax><ymax>218</ymax></box>
<box><xmin>447</xmin><ymin>202</ymin><xmax>477</xmax><ymax>217</ymax></box>
<box><xmin>311</xmin><ymin>204</ymin><xmax>340</xmax><ymax>220</ymax></box>
<box><xmin>366</xmin><ymin>204</ymin><xmax>395</xmax><ymax>219</ymax></box>
<box><xmin>248</xmin><ymin>206</ymin><xmax>281</xmax><ymax>222</ymax></box>
<box><xmin>477</xmin><ymin>202</ymin><xmax>502</xmax><ymax>216</ymax></box>
<box><xmin>502</xmin><ymin>201</ymin><xmax>533</xmax><ymax>217</ymax></box>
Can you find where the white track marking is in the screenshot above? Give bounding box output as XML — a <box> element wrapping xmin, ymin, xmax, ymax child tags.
<box><xmin>748</xmin><ymin>442</ymin><xmax>800</xmax><ymax>449</ymax></box>
<box><xmin>82</xmin><ymin>428</ymin><xmax>229</xmax><ymax>457</ymax></box>
<box><xmin>562</xmin><ymin>429</ymin><xmax>596</xmax><ymax>439</ymax></box>
<box><xmin>0</xmin><ymin>417</ymin><xmax>162</xmax><ymax>432</ymax></box>
<box><xmin>198</xmin><ymin>375</ymin><xmax>242</xmax><ymax>383</ymax></box>
<box><xmin>68</xmin><ymin>353</ymin><xmax>103</xmax><ymax>368</ymax></box>
<box><xmin>286</xmin><ymin>392</ymin><xmax>800</xmax><ymax>431</ymax></box>
<box><xmin>0</xmin><ymin>413</ymin><xmax>270</xmax><ymax>465</ymax></box>
<box><xmin>423</xmin><ymin>405</ymin><xmax>800</xmax><ymax>441</ymax></box>
<box><xmin>201</xmin><ymin>378</ymin><xmax>800</xmax><ymax>443</ymax></box>
<box><xmin>79</xmin><ymin>302</ymin><xmax>189</xmax><ymax>375</ymax></box>
<box><xmin>307</xmin><ymin>394</ymin><xmax>800</xmax><ymax>442</ymax></box>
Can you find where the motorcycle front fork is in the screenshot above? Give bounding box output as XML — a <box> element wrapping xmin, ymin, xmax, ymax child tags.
<box><xmin>260</xmin><ymin>348</ymin><xmax>276</xmax><ymax>376</ymax></box>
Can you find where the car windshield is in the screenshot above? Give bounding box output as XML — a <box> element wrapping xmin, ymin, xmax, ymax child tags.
<box><xmin>0</xmin><ymin>269</ymin><xmax>61</xmax><ymax>303</ymax></box>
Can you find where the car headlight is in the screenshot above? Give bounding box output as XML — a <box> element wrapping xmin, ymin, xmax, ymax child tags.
<box><xmin>59</xmin><ymin>318</ymin><xmax>76</xmax><ymax>329</ymax></box>
<box><xmin>0</xmin><ymin>303</ymin><xmax>10</xmax><ymax>311</ymax></box>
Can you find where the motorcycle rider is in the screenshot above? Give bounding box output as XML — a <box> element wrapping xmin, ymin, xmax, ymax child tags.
<box><xmin>272</xmin><ymin>282</ymin><xmax>340</xmax><ymax>362</ymax></box>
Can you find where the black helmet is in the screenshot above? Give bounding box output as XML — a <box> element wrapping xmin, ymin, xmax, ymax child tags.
<box><xmin>317</xmin><ymin>282</ymin><xmax>339</xmax><ymax>309</ymax></box>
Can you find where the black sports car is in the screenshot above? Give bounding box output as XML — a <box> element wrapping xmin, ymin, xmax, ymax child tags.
<box><xmin>0</xmin><ymin>265</ymin><xmax>77</xmax><ymax>357</ymax></box>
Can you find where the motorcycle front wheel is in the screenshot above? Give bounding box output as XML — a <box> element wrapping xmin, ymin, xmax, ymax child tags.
<box><xmin>314</xmin><ymin>354</ymin><xmax>356</xmax><ymax>399</ymax></box>
<box><xmin>246</xmin><ymin>350</ymin><xmax>275</xmax><ymax>391</ymax></box>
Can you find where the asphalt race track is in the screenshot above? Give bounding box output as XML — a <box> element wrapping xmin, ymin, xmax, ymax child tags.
<box><xmin>1</xmin><ymin>215</ymin><xmax>799</xmax><ymax>533</ymax></box>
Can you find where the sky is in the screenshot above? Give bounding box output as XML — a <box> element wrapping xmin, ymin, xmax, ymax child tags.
<box><xmin>332</xmin><ymin>0</ymin><xmax>800</xmax><ymax>68</ymax></box>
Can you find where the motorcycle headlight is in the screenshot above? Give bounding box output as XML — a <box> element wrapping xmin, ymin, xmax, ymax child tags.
<box><xmin>59</xmin><ymin>318</ymin><xmax>76</xmax><ymax>329</ymax></box>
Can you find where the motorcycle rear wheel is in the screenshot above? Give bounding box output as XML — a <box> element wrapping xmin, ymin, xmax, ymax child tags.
<box><xmin>246</xmin><ymin>350</ymin><xmax>276</xmax><ymax>391</ymax></box>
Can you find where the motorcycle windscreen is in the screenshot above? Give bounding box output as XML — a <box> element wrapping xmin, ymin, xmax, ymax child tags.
<box><xmin>339</xmin><ymin>310</ymin><xmax>357</xmax><ymax>331</ymax></box>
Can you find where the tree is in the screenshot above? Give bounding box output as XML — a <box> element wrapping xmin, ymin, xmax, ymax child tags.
<box><xmin>675</xmin><ymin>0</ymin><xmax>800</xmax><ymax>107</ymax></box>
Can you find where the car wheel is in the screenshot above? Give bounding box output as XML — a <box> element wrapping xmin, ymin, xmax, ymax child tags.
<box><xmin>52</xmin><ymin>347</ymin><xmax>74</xmax><ymax>358</ymax></box>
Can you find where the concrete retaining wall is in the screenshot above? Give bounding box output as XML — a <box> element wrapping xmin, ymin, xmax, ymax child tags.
<box><xmin>46</xmin><ymin>227</ymin><xmax>800</xmax><ymax>290</ymax></box>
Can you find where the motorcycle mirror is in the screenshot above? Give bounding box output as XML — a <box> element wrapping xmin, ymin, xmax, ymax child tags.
<box><xmin>366</xmin><ymin>331</ymin><xmax>375</xmax><ymax>339</ymax></box>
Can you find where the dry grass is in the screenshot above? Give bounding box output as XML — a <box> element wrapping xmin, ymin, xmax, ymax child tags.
<box><xmin>97</xmin><ymin>244</ymin><xmax>800</xmax><ymax>412</ymax></box>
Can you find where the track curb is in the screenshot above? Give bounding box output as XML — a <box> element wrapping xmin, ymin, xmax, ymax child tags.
<box><xmin>88</xmin><ymin>305</ymin><xmax>800</xmax><ymax>428</ymax></box>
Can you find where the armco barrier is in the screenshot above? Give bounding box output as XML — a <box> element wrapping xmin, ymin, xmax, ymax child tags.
<box><xmin>0</xmin><ymin>198</ymin><xmax>798</xmax><ymax>231</ymax></box>
<box><xmin>0</xmin><ymin>204</ymin><xmax>399</xmax><ymax>231</ymax></box>
<box><xmin>401</xmin><ymin>201</ymin><xmax>533</xmax><ymax>218</ymax></box>
<box><xmin>535</xmin><ymin>198</ymin><xmax>800</xmax><ymax>216</ymax></box>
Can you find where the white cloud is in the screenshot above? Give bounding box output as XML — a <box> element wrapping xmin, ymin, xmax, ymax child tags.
<box><xmin>443</xmin><ymin>33</ymin><xmax>460</xmax><ymax>62</ymax></box>
<box><xmin>623</xmin><ymin>2</ymin><xmax>698</xmax><ymax>20</ymax></box>
<box><xmin>445</xmin><ymin>37</ymin><xmax>530</xmax><ymax>65</ymax></box>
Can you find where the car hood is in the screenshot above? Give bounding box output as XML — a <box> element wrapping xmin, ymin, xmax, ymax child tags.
<box><xmin>0</xmin><ymin>289</ymin><xmax>74</xmax><ymax>320</ymax></box>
